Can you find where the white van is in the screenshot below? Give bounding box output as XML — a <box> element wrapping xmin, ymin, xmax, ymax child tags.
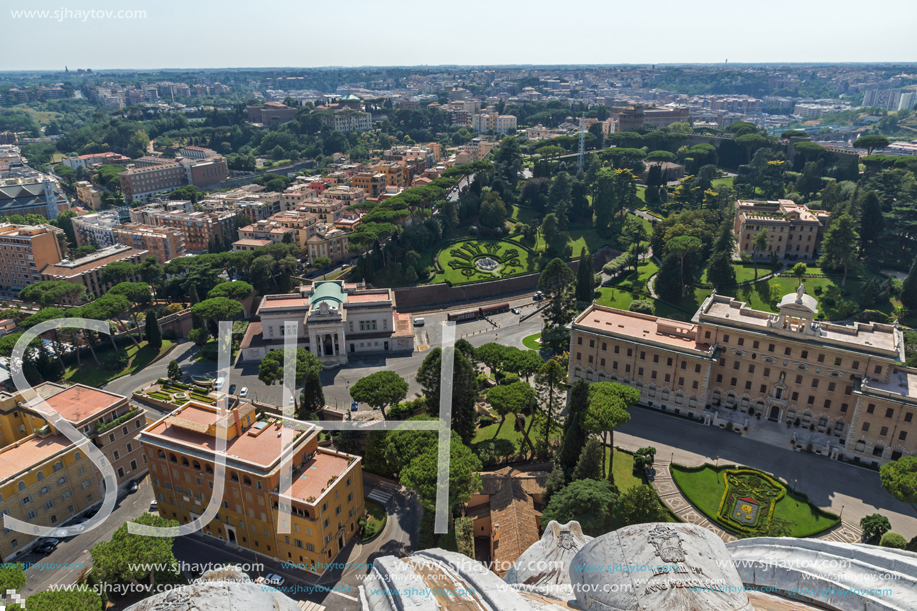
<box><xmin>414</xmin><ymin>318</ymin><xmax>425</xmax><ymax>326</ymax></box>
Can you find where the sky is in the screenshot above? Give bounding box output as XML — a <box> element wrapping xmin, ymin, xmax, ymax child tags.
<box><xmin>2</xmin><ymin>0</ymin><xmax>916</xmax><ymax>71</ymax></box>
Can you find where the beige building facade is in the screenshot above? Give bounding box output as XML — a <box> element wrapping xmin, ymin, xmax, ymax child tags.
<box><xmin>569</xmin><ymin>286</ymin><xmax>913</xmax><ymax>468</ymax></box>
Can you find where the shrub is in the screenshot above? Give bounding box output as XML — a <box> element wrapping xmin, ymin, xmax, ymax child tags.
<box><xmin>726</xmin><ymin>422</ymin><xmax>733</xmax><ymax>431</ymax></box>
<box><xmin>879</xmin><ymin>531</ymin><xmax>907</xmax><ymax>550</ymax></box>
<box><xmin>455</xmin><ymin>517</ymin><xmax>474</xmax><ymax>559</ymax></box>
<box><xmin>629</xmin><ymin>299</ymin><xmax>655</xmax><ymax>315</ymax></box>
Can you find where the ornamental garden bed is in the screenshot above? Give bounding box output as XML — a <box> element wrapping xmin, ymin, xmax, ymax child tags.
<box><xmin>434</xmin><ymin>239</ymin><xmax>536</xmax><ymax>285</ymax></box>
<box><xmin>670</xmin><ymin>463</ymin><xmax>839</xmax><ymax>538</ymax></box>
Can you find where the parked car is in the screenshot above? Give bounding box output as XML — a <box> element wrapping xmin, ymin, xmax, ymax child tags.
<box><xmin>413</xmin><ymin>318</ymin><xmax>425</xmax><ymax>326</ymax></box>
<box><xmin>263</xmin><ymin>573</ymin><xmax>284</xmax><ymax>586</ymax></box>
<box><xmin>511</xmin><ymin>307</ymin><xmax>520</xmax><ymax>314</ymax></box>
<box><xmin>149</xmin><ymin>500</ymin><xmax>158</xmax><ymax>512</ymax></box>
<box><xmin>34</xmin><ymin>542</ymin><xmax>57</xmax><ymax>554</ymax></box>
<box><xmin>351</xmin><ymin>400</ymin><xmax>359</xmax><ymax>411</ymax></box>
<box><xmin>533</xmin><ymin>291</ymin><xmax>544</xmax><ymax>301</ymax></box>
<box><xmin>240</xmin><ymin>387</ymin><xmax>249</xmax><ymax>398</ymax></box>
<box><xmin>215</xmin><ymin>378</ymin><xmax>225</xmax><ymax>390</ymax></box>
<box><xmin>40</xmin><ymin>537</ymin><xmax>61</xmax><ymax>547</ymax></box>
<box><xmin>128</xmin><ymin>480</ymin><xmax>139</xmax><ymax>494</ymax></box>
<box><xmin>228</xmin><ymin>384</ymin><xmax>237</xmax><ymax>395</ymax></box>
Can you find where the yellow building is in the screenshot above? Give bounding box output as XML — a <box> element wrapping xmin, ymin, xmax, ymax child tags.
<box><xmin>569</xmin><ymin>286</ymin><xmax>914</xmax><ymax>468</ymax></box>
<box><xmin>139</xmin><ymin>401</ymin><xmax>364</xmax><ymax>575</ymax></box>
<box><xmin>0</xmin><ymin>383</ymin><xmax>142</xmax><ymax>560</ymax></box>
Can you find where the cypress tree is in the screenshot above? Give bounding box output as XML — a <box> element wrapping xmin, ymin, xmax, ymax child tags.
<box><xmin>902</xmin><ymin>255</ymin><xmax>917</xmax><ymax>308</ymax></box>
<box><xmin>575</xmin><ymin>250</ymin><xmax>595</xmax><ymax>302</ymax></box>
<box><xmin>572</xmin><ymin>438</ymin><xmax>604</xmax><ymax>482</ymax></box>
<box><xmin>145</xmin><ymin>310</ymin><xmax>162</xmax><ymax>350</ymax></box>
<box><xmin>558</xmin><ymin>379</ymin><xmax>590</xmax><ymax>478</ymax></box>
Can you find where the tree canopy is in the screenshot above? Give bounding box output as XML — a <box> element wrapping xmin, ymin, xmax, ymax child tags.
<box><xmin>350</xmin><ymin>371</ymin><xmax>409</xmax><ymax>419</ymax></box>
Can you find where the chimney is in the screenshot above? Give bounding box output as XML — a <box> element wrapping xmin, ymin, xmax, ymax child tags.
<box><xmin>233</xmin><ymin>407</ymin><xmax>242</xmax><ymax>437</ymax></box>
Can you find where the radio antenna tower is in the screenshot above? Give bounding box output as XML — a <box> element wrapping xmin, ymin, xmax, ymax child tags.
<box><xmin>577</xmin><ymin>113</ymin><xmax>586</xmax><ymax>173</ymax></box>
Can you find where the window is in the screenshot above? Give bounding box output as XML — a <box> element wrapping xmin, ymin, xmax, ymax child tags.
<box><xmin>733</xmin><ymin>361</ymin><xmax>740</xmax><ymax>370</ymax></box>
<box><xmin>577</xmin><ymin>337</ymin><xmax>582</xmax><ymax>345</ymax></box>
<box><xmin>695</xmin><ymin>364</ymin><xmax>701</xmax><ymax>373</ymax></box>
<box><xmin>627</xmin><ymin>349</ymin><xmax>633</xmax><ymax>357</ymax></box>
<box><xmin>852</xmin><ymin>361</ymin><xmax>860</xmax><ymax>370</ymax></box>
<box><xmin>768</xmin><ymin>344</ymin><xmax>775</xmax><ymax>352</ymax></box>
<box><xmin>745</xmin><ymin>381</ymin><xmax>752</xmax><ymax>390</ymax></box>
<box><xmin>791</xmin><ymin>392</ymin><xmax>799</xmax><ymax>401</ymax></box>
<box><xmin>867</xmin><ymin>404</ymin><xmax>875</xmax><ymax>414</ymax></box>
<box><xmin>679</xmin><ymin>377</ymin><xmax>685</xmax><ymax>386</ymax></box>
<box><xmin>828</xmin><ymin>382</ymin><xmax>836</xmax><ymax>392</ymax></box>
<box><xmin>824</xmin><ymin>400</ymin><xmax>831</xmax><ymax>409</ymax></box>
<box><xmin>716</xmin><ymin>374</ymin><xmax>723</xmax><ymax>383</ymax></box>
<box><xmin>723</xmin><ymin>335</ymin><xmax>730</xmax><ymax>343</ymax></box>
<box><xmin>873</xmin><ymin>446</ymin><xmax>885</xmax><ymax>457</ymax></box>
<box><xmin>614</xmin><ymin>346</ymin><xmax>619</xmax><ymax>354</ymax></box>
<box><xmin>760</xmin><ymin>385</ymin><xmax>767</xmax><ymax>393</ymax></box>
<box><xmin>875</xmin><ymin>366</ymin><xmax>883</xmax><ymax>375</ymax></box>
<box><xmin>738</xmin><ymin>338</ymin><xmax>745</xmax><ymax>346</ymax></box>
<box><xmin>906</xmin><ymin>413</ymin><xmax>913</xmax><ymax>423</ymax></box>
<box><xmin>653</xmin><ymin>355</ymin><xmax>659</xmax><ymax>363</ymax></box>
<box><xmin>763</xmin><ymin>368</ymin><xmax>770</xmax><ymax>377</ymax></box>
<box><xmin>589</xmin><ymin>339</ymin><xmax>594</xmax><ymax>348</ymax></box>
<box><xmin>811</xmin><ymin>379</ymin><xmax>818</xmax><ymax>389</ymax></box>
<box><xmin>801</xmin><ymin>350</ymin><xmax>808</xmax><ymax>359</ymax></box>
<box><xmin>784</xmin><ymin>347</ymin><xmax>792</xmax><ymax>357</ymax></box>
<box><xmin>576</xmin><ymin>352</ymin><xmax>581</xmax><ymax>361</ymax></box>
<box><xmin>886</xmin><ymin>408</ymin><xmax>894</xmax><ymax>418</ymax></box>
<box><xmin>753</xmin><ymin>340</ymin><xmax>760</xmax><ymax>349</ymax></box>
<box><xmin>730</xmin><ymin>378</ymin><xmax>737</xmax><ymax>387</ymax></box>
<box><xmin>862</xmin><ymin>422</ymin><xmax>870</xmax><ymax>432</ymax></box>
<box><xmin>900</xmin><ymin>431</ymin><xmax>908</xmax><ymax>441</ymax></box>
<box><xmin>880</xmin><ymin>426</ymin><xmax>889</xmax><ymax>437</ymax></box>
<box><xmin>834</xmin><ymin>357</ymin><xmax>842</xmax><ymax>366</ymax></box>
<box><xmin>602</xmin><ymin>342</ymin><xmax>607</xmax><ymax>351</ymax></box>
<box><xmin>807</xmin><ymin>396</ymin><xmax>815</xmax><ymax>405</ymax></box>
<box><xmin>795</xmin><ymin>375</ymin><xmax>803</xmax><ymax>384</ymax></box>
<box><xmin>640</xmin><ymin>351</ymin><xmax>646</xmax><ymax>360</ymax></box>
<box><xmin>748</xmin><ymin>365</ymin><xmax>755</xmax><ymax>374</ymax></box>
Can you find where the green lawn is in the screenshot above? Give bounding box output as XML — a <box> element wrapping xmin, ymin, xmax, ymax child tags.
<box><xmin>699</xmin><ymin>262</ymin><xmax>782</xmax><ymax>285</ymax></box>
<box><xmin>522</xmin><ymin>333</ymin><xmax>542</xmax><ymax>351</ymax></box>
<box><xmin>711</xmin><ymin>176</ymin><xmax>735</xmax><ymax>189</ymax></box>
<box><xmin>596</xmin><ymin>259</ymin><xmax>659</xmax><ymax>311</ymax></box>
<box><xmin>510</xmin><ymin>205</ymin><xmax>538</xmax><ymax>224</ymax></box>
<box><xmin>606</xmin><ymin>448</ymin><xmax>643</xmax><ymax>492</ymax></box>
<box><xmin>671</xmin><ymin>464</ymin><xmax>839</xmax><ymax>538</ymax></box>
<box><xmin>64</xmin><ymin>340</ymin><xmax>174</xmax><ymax>387</ymax></box>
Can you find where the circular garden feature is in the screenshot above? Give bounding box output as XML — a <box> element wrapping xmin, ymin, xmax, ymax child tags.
<box><xmin>436</xmin><ymin>239</ymin><xmax>534</xmax><ymax>284</ymax></box>
<box><xmin>670</xmin><ymin>463</ymin><xmax>840</xmax><ymax>538</ymax></box>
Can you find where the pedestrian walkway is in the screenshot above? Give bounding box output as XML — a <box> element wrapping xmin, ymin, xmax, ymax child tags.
<box><xmin>651</xmin><ymin>459</ymin><xmax>863</xmax><ymax>545</ymax></box>
<box><xmin>298</xmin><ymin>602</ymin><xmax>326</xmax><ymax>611</ymax></box>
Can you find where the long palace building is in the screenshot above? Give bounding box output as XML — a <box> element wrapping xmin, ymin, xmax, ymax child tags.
<box><xmin>569</xmin><ymin>285</ymin><xmax>916</xmax><ymax>468</ymax></box>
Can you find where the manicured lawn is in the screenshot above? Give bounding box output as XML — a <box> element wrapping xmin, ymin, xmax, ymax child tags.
<box><xmin>671</xmin><ymin>464</ymin><xmax>839</xmax><ymax>538</ymax></box>
<box><xmin>699</xmin><ymin>262</ymin><xmax>782</xmax><ymax>285</ymax></box>
<box><xmin>64</xmin><ymin>340</ymin><xmax>174</xmax><ymax>387</ymax></box>
<box><xmin>522</xmin><ymin>333</ymin><xmax>542</xmax><ymax>351</ymax></box>
<box><xmin>711</xmin><ymin>176</ymin><xmax>734</xmax><ymax>189</ymax></box>
<box><xmin>596</xmin><ymin>259</ymin><xmax>659</xmax><ymax>310</ymax></box>
<box><xmin>606</xmin><ymin>448</ymin><xmax>643</xmax><ymax>492</ymax></box>
<box><xmin>435</xmin><ymin>239</ymin><xmax>536</xmax><ymax>285</ymax></box>
<box><xmin>510</xmin><ymin>205</ymin><xmax>538</xmax><ymax>224</ymax></box>
<box><xmin>567</xmin><ymin>226</ymin><xmax>609</xmax><ymax>258</ymax></box>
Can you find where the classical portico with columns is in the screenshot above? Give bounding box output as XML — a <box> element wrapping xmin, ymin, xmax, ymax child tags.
<box><xmin>244</xmin><ymin>280</ymin><xmax>414</xmax><ymax>367</ymax></box>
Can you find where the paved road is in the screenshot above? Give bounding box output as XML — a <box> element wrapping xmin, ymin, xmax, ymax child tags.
<box><xmin>616</xmin><ymin>406</ymin><xmax>917</xmax><ymax>540</ymax></box>
<box><xmin>20</xmin><ymin>477</ymin><xmax>155</xmax><ymax>597</ymax></box>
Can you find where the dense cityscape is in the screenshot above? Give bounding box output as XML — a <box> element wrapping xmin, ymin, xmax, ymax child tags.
<box><xmin>1</xmin><ymin>7</ymin><xmax>917</xmax><ymax>611</ymax></box>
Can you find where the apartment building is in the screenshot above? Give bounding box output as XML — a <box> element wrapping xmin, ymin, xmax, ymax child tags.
<box><xmin>569</xmin><ymin>285</ymin><xmax>912</xmax><ymax>467</ymax></box>
<box><xmin>74</xmin><ymin>181</ymin><xmax>103</xmax><ymax>210</ymax></box>
<box><xmin>319</xmin><ymin>111</ymin><xmax>372</xmax><ymax>132</ymax></box>
<box><xmin>472</xmin><ymin>113</ymin><xmax>517</xmax><ymax>134</ymax></box>
<box><xmin>306</xmin><ymin>225</ymin><xmax>349</xmax><ymax>265</ymax></box>
<box><xmin>735</xmin><ymin>200</ymin><xmax>829</xmax><ymax>261</ymax></box>
<box><xmin>267</xmin><ymin>210</ymin><xmax>320</xmax><ymax>251</ymax></box>
<box><xmin>153</xmin><ymin>211</ymin><xmax>238</xmax><ymax>253</ymax></box>
<box><xmin>128</xmin><ymin>200</ymin><xmax>194</xmax><ymax>225</ymax></box>
<box><xmin>139</xmin><ymin>401</ymin><xmax>364</xmax><ymax>575</ymax></box>
<box><xmin>280</xmin><ymin>185</ymin><xmax>318</xmax><ymax>212</ymax></box>
<box><xmin>118</xmin><ymin>163</ymin><xmax>187</xmax><ymax>203</ymax></box>
<box><xmin>0</xmin><ymin>383</ymin><xmax>144</xmax><ymax>560</ymax></box>
<box><xmin>237</xmin><ymin>220</ymin><xmax>296</xmax><ymax>246</ymax></box>
<box><xmin>321</xmin><ymin>185</ymin><xmax>366</xmax><ymax>207</ymax></box>
<box><xmin>40</xmin><ymin>244</ymin><xmax>147</xmax><ymax>298</ymax></box>
<box><xmin>73</xmin><ymin>210</ymin><xmax>121</xmax><ymax>248</ymax></box>
<box><xmin>0</xmin><ymin>224</ymin><xmax>64</xmax><ymax>296</ymax></box>
<box><xmin>351</xmin><ymin>172</ymin><xmax>386</xmax><ymax>199</ymax></box>
<box><xmin>112</xmin><ymin>223</ymin><xmax>186</xmax><ymax>262</ymax></box>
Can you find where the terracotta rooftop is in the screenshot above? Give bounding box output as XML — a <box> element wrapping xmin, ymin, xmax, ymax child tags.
<box><xmin>144</xmin><ymin>403</ymin><xmax>315</xmax><ymax>469</ymax></box>
<box><xmin>346</xmin><ymin>293</ymin><xmax>391</xmax><ymax>304</ymax></box>
<box><xmin>36</xmin><ymin>383</ymin><xmax>125</xmax><ymax>425</ymax></box>
<box><xmin>0</xmin><ymin>434</ymin><xmax>73</xmax><ymax>483</ymax></box>
<box><xmin>286</xmin><ymin>450</ymin><xmax>351</xmax><ymax>503</ymax></box>
<box><xmin>573</xmin><ymin>305</ymin><xmax>712</xmax><ymax>354</ymax></box>
<box><xmin>480</xmin><ymin>467</ymin><xmax>548</xmax><ymax>577</ymax></box>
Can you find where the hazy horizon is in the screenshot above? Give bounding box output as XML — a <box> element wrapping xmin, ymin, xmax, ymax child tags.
<box><xmin>2</xmin><ymin>0</ymin><xmax>915</xmax><ymax>71</ymax></box>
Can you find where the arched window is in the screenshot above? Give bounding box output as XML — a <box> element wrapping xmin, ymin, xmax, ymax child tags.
<box><xmin>74</xmin><ymin>452</ymin><xmax>81</xmax><ymax>460</ymax></box>
<box><xmin>36</xmin><ymin>472</ymin><xmax>44</xmax><ymax>481</ymax></box>
<box><xmin>205</xmin><ymin>465</ymin><xmax>213</xmax><ymax>474</ymax></box>
<box><xmin>193</xmin><ymin>460</ymin><xmax>201</xmax><ymax>471</ymax></box>
<box><xmin>230</xmin><ymin>472</ymin><xmax>239</xmax><ymax>482</ymax></box>
<box><xmin>243</xmin><ymin>476</ymin><xmax>252</xmax><ymax>486</ymax></box>
<box><xmin>169</xmin><ymin>453</ymin><xmax>177</xmax><ymax>463</ymax></box>
<box><xmin>158</xmin><ymin>450</ymin><xmax>166</xmax><ymax>459</ymax></box>
<box><xmin>17</xmin><ymin>482</ymin><xmax>25</xmax><ymax>491</ymax></box>
<box><xmin>181</xmin><ymin>457</ymin><xmax>190</xmax><ymax>467</ymax></box>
